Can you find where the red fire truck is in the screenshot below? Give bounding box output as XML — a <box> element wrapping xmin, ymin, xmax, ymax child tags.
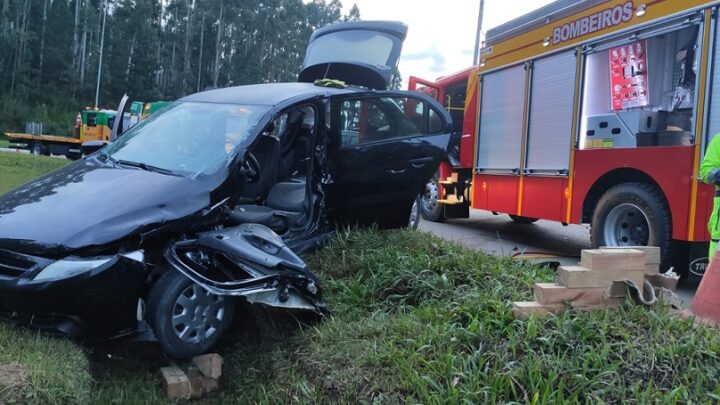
<box><xmin>410</xmin><ymin>0</ymin><xmax>720</xmax><ymax>278</ymax></box>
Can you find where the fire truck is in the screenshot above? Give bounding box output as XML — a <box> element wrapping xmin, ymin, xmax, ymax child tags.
<box><xmin>410</xmin><ymin>0</ymin><xmax>720</xmax><ymax>278</ymax></box>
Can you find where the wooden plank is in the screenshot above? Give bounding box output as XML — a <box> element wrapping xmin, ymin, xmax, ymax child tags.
<box><xmin>569</xmin><ymin>301</ymin><xmax>622</xmax><ymax>312</ymax></box>
<box><xmin>512</xmin><ymin>301</ymin><xmax>565</xmax><ymax>320</ymax></box>
<box><xmin>557</xmin><ymin>265</ymin><xmax>644</xmax><ymax>289</ymax></box>
<box><xmin>534</xmin><ymin>283</ymin><xmax>622</xmax><ymax>306</ymax></box>
<box><xmin>600</xmin><ymin>246</ymin><xmax>661</xmax><ymax>264</ymax></box>
<box><xmin>580</xmin><ymin>249</ymin><xmax>645</xmax><ymax>271</ymax></box>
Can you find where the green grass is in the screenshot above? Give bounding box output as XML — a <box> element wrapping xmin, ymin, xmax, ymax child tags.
<box><xmin>0</xmin><ymin>323</ymin><xmax>90</xmax><ymax>403</ymax></box>
<box><xmin>0</xmin><ymin>153</ymin><xmax>69</xmax><ymax>195</ymax></box>
<box><xmin>0</xmin><ymin>136</ymin><xmax>8</xmax><ymax>149</ymax></box>
<box><xmin>0</xmin><ymin>162</ymin><xmax>719</xmax><ymax>403</ymax></box>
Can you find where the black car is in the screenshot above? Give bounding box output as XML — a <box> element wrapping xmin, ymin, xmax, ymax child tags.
<box><xmin>0</xmin><ymin>21</ymin><xmax>452</xmax><ymax>358</ymax></box>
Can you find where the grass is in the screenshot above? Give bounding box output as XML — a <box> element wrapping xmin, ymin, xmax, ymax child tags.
<box><xmin>0</xmin><ymin>162</ymin><xmax>719</xmax><ymax>403</ymax></box>
<box><xmin>0</xmin><ymin>135</ymin><xmax>8</xmax><ymax>149</ymax></box>
<box><xmin>0</xmin><ymin>323</ymin><xmax>90</xmax><ymax>403</ymax></box>
<box><xmin>0</xmin><ymin>153</ymin><xmax>69</xmax><ymax>195</ymax></box>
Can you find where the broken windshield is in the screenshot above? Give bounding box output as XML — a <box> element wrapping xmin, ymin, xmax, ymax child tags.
<box><xmin>102</xmin><ymin>102</ymin><xmax>269</xmax><ymax>178</ymax></box>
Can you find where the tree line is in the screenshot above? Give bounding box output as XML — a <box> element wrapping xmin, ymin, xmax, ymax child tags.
<box><xmin>0</xmin><ymin>0</ymin><xmax>360</xmax><ymax>134</ymax></box>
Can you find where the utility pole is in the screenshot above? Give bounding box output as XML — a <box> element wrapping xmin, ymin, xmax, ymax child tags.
<box><xmin>473</xmin><ymin>0</ymin><xmax>485</xmax><ymax>66</ymax></box>
<box><xmin>95</xmin><ymin>0</ymin><xmax>107</xmax><ymax>108</ymax></box>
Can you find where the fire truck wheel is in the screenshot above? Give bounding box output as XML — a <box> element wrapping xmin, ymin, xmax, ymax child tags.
<box><xmin>419</xmin><ymin>172</ymin><xmax>446</xmax><ymax>223</ymax></box>
<box><xmin>509</xmin><ymin>215</ymin><xmax>539</xmax><ymax>224</ymax></box>
<box><xmin>591</xmin><ymin>182</ymin><xmax>671</xmax><ymax>257</ymax></box>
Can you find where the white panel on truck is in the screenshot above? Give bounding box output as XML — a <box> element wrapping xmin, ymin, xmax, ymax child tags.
<box><xmin>526</xmin><ymin>50</ymin><xmax>576</xmax><ymax>173</ymax></box>
<box><xmin>476</xmin><ymin>65</ymin><xmax>526</xmax><ymax>172</ymax></box>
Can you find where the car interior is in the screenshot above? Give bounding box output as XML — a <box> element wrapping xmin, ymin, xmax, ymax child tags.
<box><xmin>229</xmin><ymin>106</ymin><xmax>317</xmax><ymax>235</ymax></box>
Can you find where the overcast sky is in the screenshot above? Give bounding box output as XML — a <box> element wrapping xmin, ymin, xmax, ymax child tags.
<box><xmin>339</xmin><ymin>0</ymin><xmax>556</xmax><ymax>85</ymax></box>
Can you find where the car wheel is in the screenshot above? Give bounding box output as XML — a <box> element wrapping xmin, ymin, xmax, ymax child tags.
<box><xmin>147</xmin><ymin>270</ymin><xmax>234</xmax><ymax>359</ymax></box>
<box><xmin>590</xmin><ymin>182</ymin><xmax>671</xmax><ymax>259</ymax></box>
<box><xmin>509</xmin><ymin>215</ymin><xmax>538</xmax><ymax>224</ymax></box>
<box><xmin>419</xmin><ymin>171</ymin><xmax>446</xmax><ymax>223</ymax></box>
<box><xmin>408</xmin><ymin>195</ymin><xmax>421</xmax><ymax>230</ymax></box>
<box><xmin>31</xmin><ymin>142</ymin><xmax>42</xmax><ymax>156</ymax></box>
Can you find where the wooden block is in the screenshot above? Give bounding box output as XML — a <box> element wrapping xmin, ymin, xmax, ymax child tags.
<box><xmin>600</xmin><ymin>246</ymin><xmax>661</xmax><ymax>264</ymax></box>
<box><xmin>607</xmin><ymin>281</ymin><xmax>629</xmax><ymax>298</ymax></box>
<box><xmin>557</xmin><ymin>265</ymin><xmax>644</xmax><ymax>289</ymax></box>
<box><xmin>645</xmin><ymin>264</ymin><xmax>660</xmax><ymax>276</ymax></box>
<box><xmin>186</xmin><ymin>365</ymin><xmax>220</xmax><ymax>395</ymax></box>
<box><xmin>580</xmin><ymin>249</ymin><xmax>645</xmax><ymax>271</ymax></box>
<box><xmin>160</xmin><ymin>366</ymin><xmax>190</xmax><ymax>399</ymax></box>
<box><xmin>186</xmin><ymin>367</ymin><xmax>206</xmax><ymax>399</ymax></box>
<box><xmin>512</xmin><ymin>301</ymin><xmax>565</xmax><ymax>320</ymax></box>
<box><xmin>534</xmin><ymin>283</ymin><xmax>620</xmax><ymax>306</ymax></box>
<box><xmin>201</xmin><ymin>376</ymin><xmax>219</xmax><ymax>393</ymax></box>
<box><xmin>569</xmin><ymin>301</ymin><xmax>622</xmax><ymax>312</ymax></box>
<box><xmin>192</xmin><ymin>353</ymin><xmax>223</xmax><ymax>379</ymax></box>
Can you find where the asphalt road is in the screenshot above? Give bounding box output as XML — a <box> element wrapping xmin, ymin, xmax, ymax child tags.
<box><xmin>418</xmin><ymin>209</ymin><xmax>697</xmax><ymax>307</ymax></box>
<box><xmin>419</xmin><ymin>210</ymin><xmax>591</xmax><ymax>265</ymax></box>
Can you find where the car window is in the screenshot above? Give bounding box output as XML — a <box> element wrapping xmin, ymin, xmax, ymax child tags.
<box><xmin>429</xmin><ymin>108</ymin><xmax>444</xmax><ymax>134</ymax></box>
<box><xmin>103</xmin><ymin>102</ymin><xmax>269</xmax><ymax>178</ymax></box>
<box><xmin>340</xmin><ymin>97</ymin><xmax>432</xmax><ymax>146</ymax></box>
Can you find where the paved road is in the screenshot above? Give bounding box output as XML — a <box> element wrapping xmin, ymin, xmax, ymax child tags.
<box><xmin>418</xmin><ymin>209</ymin><xmax>697</xmax><ymax>307</ymax></box>
<box><xmin>419</xmin><ymin>210</ymin><xmax>591</xmax><ymax>265</ymax></box>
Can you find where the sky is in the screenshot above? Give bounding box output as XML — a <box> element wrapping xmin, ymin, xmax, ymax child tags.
<box><xmin>339</xmin><ymin>0</ymin><xmax>556</xmax><ymax>85</ymax></box>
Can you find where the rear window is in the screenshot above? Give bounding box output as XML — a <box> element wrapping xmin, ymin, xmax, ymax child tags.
<box><xmin>305</xmin><ymin>30</ymin><xmax>395</xmax><ymax>66</ymax></box>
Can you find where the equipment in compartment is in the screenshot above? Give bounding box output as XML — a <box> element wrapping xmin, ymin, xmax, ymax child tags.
<box><xmin>584</xmin><ymin>111</ymin><xmax>666</xmax><ymax>148</ymax></box>
<box><xmin>610</xmin><ymin>41</ymin><xmax>649</xmax><ymax>111</ymax></box>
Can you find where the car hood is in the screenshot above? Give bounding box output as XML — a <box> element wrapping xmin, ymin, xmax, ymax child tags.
<box><xmin>0</xmin><ymin>159</ymin><xmax>219</xmax><ymax>256</ymax></box>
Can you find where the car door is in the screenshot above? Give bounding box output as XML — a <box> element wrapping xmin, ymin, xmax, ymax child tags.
<box><xmin>327</xmin><ymin>92</ymin><xmax>452</xmax><ymax>227</ymax></box>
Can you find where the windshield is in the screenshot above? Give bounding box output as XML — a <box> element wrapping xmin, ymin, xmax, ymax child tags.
<box><xmin>102</xmin><ymin>102</ymin><xmax>269</xmax><ymax>178</ymax></box>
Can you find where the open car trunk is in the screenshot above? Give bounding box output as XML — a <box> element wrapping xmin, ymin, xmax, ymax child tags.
<box><xmin>298</xmin><ymin>21</ymin><xmax>408</xmax><ymax>90</ymax></box>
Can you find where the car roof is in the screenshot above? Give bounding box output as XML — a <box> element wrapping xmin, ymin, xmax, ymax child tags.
<box><xmin>179</xmin><ymin>82</ymin><xmax>358</xmax><ymax>107</ymax></box>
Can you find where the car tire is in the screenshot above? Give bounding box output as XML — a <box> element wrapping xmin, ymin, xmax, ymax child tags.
<box><xmin>509</xmin><ymin>215</ymin><xmax>538</xmax><ymax>224</ymax></box>
<box><xmin>419</xmin><ymin>172</ymin><xmax>446</xmax><ymax>223</ymax></box>
<box><xmin>147</xmin><ymin>270</ymin><xmax>234</xmax><ymax>359</ymax></box>
<box><xmin>590</xmin><ymin>182</ymin><xmax>671</xmax><ymax>259</ymax></box>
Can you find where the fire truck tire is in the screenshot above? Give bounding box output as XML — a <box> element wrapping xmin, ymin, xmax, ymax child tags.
<box><xmin>509</xmin><ymin>215</ymin><xmax>539</xmax><ymax>224</ymax></box>
<box><xmin>419</xmin><ymin>172</ymin><xmax>446</xmax><ymax>223</ymax></box>
<box><xmin>590</xmin><ymin>182</ymin><xmax>671</xmax><ymax>259</ymax></box>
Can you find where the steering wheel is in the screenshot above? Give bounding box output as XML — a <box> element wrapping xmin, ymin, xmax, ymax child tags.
<box><xmin>242</xmin><ymin>151</ymin><xmax>261</xmax><ymax>183</ymax></box>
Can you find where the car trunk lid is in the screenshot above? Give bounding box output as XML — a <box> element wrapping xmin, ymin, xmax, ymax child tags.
<box><xmin>298</xmin><ymin>20</ymin><xmax>408</xmax><ymax>90</ymax></box>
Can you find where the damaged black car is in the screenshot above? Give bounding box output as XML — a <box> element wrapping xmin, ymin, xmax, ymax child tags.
<box><xmin>0</xmin><ymin>21</ymin><xmax>452</xmax><ymax>358</ymax></box>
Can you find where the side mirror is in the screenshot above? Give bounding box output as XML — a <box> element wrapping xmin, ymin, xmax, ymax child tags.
<box><xmin>81</xmin><ymin>140</ymin><xmax>108</xmax><ymax>156</ymax></box>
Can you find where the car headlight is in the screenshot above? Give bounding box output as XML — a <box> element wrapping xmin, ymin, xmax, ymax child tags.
<box><xmin>34</xmin><ymin>256</ymin><xmax>113</xmax><ymax>282</ymax></box>
<box><xmin>33</xmin><ymin>251</ymin><xmax>144</xmax><ymax>282</ymax></box>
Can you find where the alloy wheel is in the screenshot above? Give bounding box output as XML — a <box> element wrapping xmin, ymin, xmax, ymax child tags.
<box><xmin>171</xmin><ymin>284</ymin><xmax>227</xmax><ymax>344</ymax></box>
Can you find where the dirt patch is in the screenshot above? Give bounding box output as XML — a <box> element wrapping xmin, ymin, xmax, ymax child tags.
<box><xmin>0</xmin><ymin>363</ymin><xmax>29</xmax><ymax>402</ymax></box>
